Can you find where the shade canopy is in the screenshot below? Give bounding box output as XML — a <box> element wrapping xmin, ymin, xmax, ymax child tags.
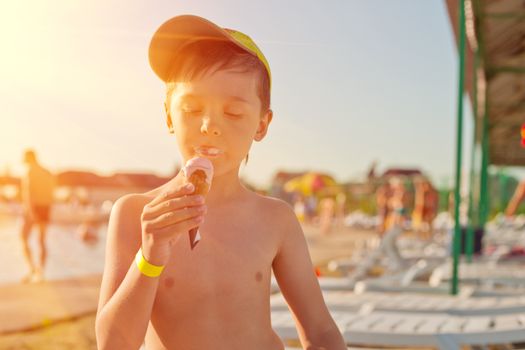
<box><xmin>446</xmin><ymin>0</ymin><xmax>525</xmax><ymax>166</ymax></box>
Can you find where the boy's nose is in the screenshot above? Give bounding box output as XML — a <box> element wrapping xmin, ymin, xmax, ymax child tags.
<box><xmin>200</xmin><ymin>118</ymin><xmax>221</xmax><ymax>136</ymax></box>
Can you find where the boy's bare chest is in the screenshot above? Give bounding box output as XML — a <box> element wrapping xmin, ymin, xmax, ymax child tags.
<box><xmin>153</xmin><ymin>209</ymin><xmax>280</xmax><ymax>307</ymax></box>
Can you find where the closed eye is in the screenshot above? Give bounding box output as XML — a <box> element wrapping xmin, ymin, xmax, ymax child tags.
<box><xmin>224</xmin><ymin>112</ymin><xmax>243</xmax><ymax>118</ymax></box>
<box><xmin>182</xmin><ymin>108</ymin><xmax>202</xmax><ymax>115</ymax></box>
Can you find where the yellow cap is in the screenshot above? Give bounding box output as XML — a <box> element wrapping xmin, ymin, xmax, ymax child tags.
<box><xmin>148</xmin><ymin>15</ymin><xmax>271</xmax><ymax>88</ymax></box>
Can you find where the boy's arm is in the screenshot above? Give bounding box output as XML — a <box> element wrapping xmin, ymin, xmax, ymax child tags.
<box><xmin>96</xmin><ymin>184</ymin><xmax>202</xmax><ymax>350</ymax></box>
<box><xmin>272</xmin><ymin>201</ymin><xmax>346</xmax><ymax>350</ymax></box>
<box><xmin>95</xmin><ymin>194</ymin><xmax>161</xmax><ymax>350</ymax></box>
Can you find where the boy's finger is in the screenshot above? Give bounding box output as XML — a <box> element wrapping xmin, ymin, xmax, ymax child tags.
<box><xmin>156</xmin><ymin>215</ymin><xmax>204</xmax><ymax>237</ymax></box>
<box><xmin>147</xmin><ymin>183</ymin><xmax>194</xmax><ymax>208</ymax></box>
<box><xmin>146</xmin><ymin>195</ymin><xmax>205</xmax><ymax>219</ymax></box>
<box><xmin>148</xmin><ymin>205</ymin><xmax>206</xmax><ymax>230</ymax></box>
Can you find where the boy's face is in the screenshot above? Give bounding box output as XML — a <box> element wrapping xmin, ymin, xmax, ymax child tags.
<box><xmin>166</xmin><ymin>68</ymin><xmax>272</xmax><ymax>177</ymax></box>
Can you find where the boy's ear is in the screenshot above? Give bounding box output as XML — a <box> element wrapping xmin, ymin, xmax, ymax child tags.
<box><xmin>164</xmin><ymin>102</ymin><xmax>174</xmax><ymax>134</ymax></box>
<box><xmin>254</xmin><ymin>109</ymin><xmax>273</xmax><ymax>142</ymax></box>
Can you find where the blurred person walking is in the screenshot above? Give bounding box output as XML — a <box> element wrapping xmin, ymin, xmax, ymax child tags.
<box><xmin>335</xmin><ymin>192</ymin><xmax>347</xmax><ymax>227</ymax></box>
<box><xmin>375</xmin><ymin>182</ymin><xmax>392</xmax><ymax>234</ymax></box>
<box><xmin>412</xmin><ymin>177</ymin><xmax>439</xmax><ymax>239</ymax></box>
<box><xmin>319</xmin><ymin>197</ymin><xmax>335</xmax><ymax>235</ymax></box>
<box><xmin>387</xmin><ymin>178</ymin><xmax>409</xmax><ymax>230</ymax></box>
<box><xmin>305</xmin><ymin>195</ymin><xmax>318</xmax><ymax>224</ymax></box>
<box><xmin>293</xmin><ymin>194</ymin><xmax>306</xmax><ymax>222</ymax></box>
<box><xmin>19</xmin><ymin>149</ymin><xmax>55</xmax><ymax>283</ymax></box>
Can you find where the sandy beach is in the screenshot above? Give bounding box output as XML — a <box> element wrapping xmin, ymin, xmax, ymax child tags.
<box><xmin>0</xmin><ymin>218</ymin><xmax>375</xmax><ymax>350</ymax></box>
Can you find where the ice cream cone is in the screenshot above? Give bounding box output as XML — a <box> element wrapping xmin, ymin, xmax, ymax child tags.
<box><xmin>181</xmin><ymin>157</ymin><xmax>213</xmax><ymax>249</ymax></box>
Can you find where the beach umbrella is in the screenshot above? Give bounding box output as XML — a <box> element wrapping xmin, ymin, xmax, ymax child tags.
<box><xmin>284</xmin><ymin>173</ymin><xmax>339</xmax><ymax>196</ymax></box>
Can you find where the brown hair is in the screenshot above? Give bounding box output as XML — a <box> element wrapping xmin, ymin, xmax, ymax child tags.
<box><xmin>165</xmin><ymin>40</ymin><xmax>270</xmax><ymax>113</ymax></box>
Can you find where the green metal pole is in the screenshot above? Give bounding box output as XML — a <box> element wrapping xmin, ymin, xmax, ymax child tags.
<box><xmin>475</xmin><ymin>0</ymin><xmax>490</xmax><ymax>233</ymax></box>
<box><xmin>452</xmin><ymin>0</ymin><xmax>467</xmax><ymax>296</ymax></box>
<box><xmin>466</xmin><ymin>48</ymin><xmax>479</xmax><ymax>263</ymax></box>
<box><xmin>479</xmin><ymin>103</ymin><xmax>490</xmax><ymax>227</ymax></box>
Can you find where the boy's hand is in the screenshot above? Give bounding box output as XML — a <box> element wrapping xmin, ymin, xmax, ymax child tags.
<box><xmin>140</xmin><ymin>183</ymin><xmax>206</xmax><ymax>265</ymax></box>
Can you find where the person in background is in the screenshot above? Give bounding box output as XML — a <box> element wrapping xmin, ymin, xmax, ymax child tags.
<box><xmin>335</xmin><ymin>192</ymin><xmax>347</xmax><ymax>227</ymax></box>
<box><xmin>375</xmin><ymin>181</ymin><xmax>392</xmax><ymax>234</ymax></box>
<box><xmin>412</xmin><ymin>177</ymin><xmax>439</xmax><ymax>239</ymax></box>
<box><xmin>505</xmin><ymin>180</ymin><xmax>525</xmax><ymax>217</ymax></box>
<box><xmin>319</xmin><ymin>196</ymin><xmax>335</xmax><ymax>235</ymax></box>
<box><xmin>293</xmin><ymin>193</ymin><xmax>306</xmax><ymax>222</ymax></box>
<box><xmin>387</xmin><ymin>177</ymin><xmax>409</xmax><ymax>230</ymax></box>
<box><xmin>19</xmin><ymin>149</ymin><xmax>56</xmax><ymax>283</ymax></box>
<box><xmin>304</xmin><ymin>195</ymin><xmax>318</xmax><ymax>224</ymax></box>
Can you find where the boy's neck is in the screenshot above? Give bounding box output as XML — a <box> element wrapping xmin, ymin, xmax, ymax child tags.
<box><xmin>205</xmin><ymin>167</ymin><xmax>249</xmax><ymax>205</ymax></box>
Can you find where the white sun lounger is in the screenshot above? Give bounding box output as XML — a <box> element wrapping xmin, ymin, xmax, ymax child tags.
<box><xmin>271</xmin><ymin>309</ymin><xmax>525</xmax><ymax>350</ymax></box>
<box><xmin>429</xmin><ymin>260</ymin><xmax>525</xmax><ymax>289</ymax></box>
<box><xmin>271</xmin><ymin>290</ymin><xmax>525</xmax><ymax>316</ymax></box>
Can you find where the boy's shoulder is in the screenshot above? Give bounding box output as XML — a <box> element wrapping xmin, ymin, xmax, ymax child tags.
<box><xmin>113</xmin><ymin>192</ymin><xmax>153</xmax><ymax>215</ymax></box>
<box><xmin>253</xmin><ymin>192</ymin><xmax>290</xmax><ymax>210</ymax></box>
<box><xmin>251</xmin><ymin>192</ymin><xmax>298</xmax><ymax>230</ymax></box>
<box><xmin>108</xmin><ymin>191</ymin><xmax>159</xmax><ymax>238</ymax></box>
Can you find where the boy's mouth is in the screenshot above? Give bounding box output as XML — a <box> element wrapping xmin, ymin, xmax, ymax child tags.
<box><xmin>194</xmin><ymin>146</ymin><xmax>223</xmax><ymax>158</ymax></box>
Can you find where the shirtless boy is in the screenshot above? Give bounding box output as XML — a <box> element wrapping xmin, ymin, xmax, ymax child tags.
<box><xmin>95</xmin><ymin>15</ymin><xmax>346</xmax><ymax>350</ymax></box>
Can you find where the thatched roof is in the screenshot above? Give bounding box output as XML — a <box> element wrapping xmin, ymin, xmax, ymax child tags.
<box><xmin>446</xmin><ymin>0</ymin><xmax>525</xmax><ymax>166</ymax></box>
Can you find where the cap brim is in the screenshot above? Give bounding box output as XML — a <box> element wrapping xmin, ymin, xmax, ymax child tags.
<box><xmin>148</xmin><ymin>15</ymin><xmax>249</xmax><ymax>82</ymax></box>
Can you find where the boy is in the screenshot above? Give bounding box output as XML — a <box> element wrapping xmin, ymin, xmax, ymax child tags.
<box><xmin>95</xmin><ymin>15</ymin><xmax>346</xmax><ymax>349</ymax></box>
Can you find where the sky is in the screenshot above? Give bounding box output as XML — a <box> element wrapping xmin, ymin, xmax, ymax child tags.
<box><xmin>0</xmin><ymin>0</ymin><xmax>483</xmax><ymax>188</ymax></box>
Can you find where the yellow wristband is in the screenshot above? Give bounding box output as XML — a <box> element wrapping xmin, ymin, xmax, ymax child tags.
<box><xmin>135</xmin><ymin>248</ymin><xmax>165</xmax><ymax>278</ymax></box>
